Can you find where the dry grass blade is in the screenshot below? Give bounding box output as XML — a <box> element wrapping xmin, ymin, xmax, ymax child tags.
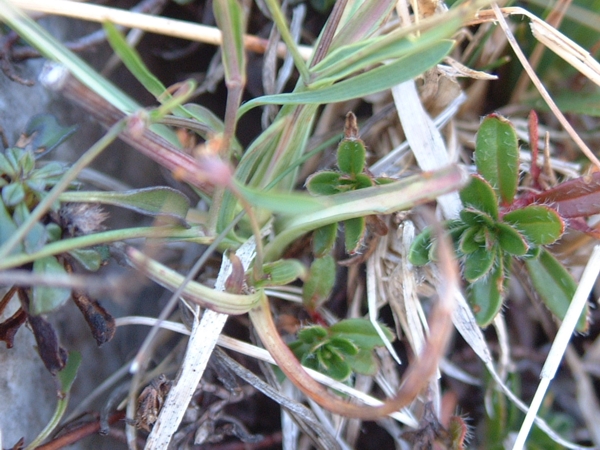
<box><xmin>7</xmin><ymin>0</ymin><xmax>313</xmax><ymax>59</ymax></box>
<box><xmin>512</xmin><ymin>245</ymin><xmax>600</xmax><ymax>450</ymax></box>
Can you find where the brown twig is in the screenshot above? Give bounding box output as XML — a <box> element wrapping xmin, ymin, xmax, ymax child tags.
<box><xmin>35</xmin><ymin>411</ymin><xmax>125</xmax><ymax>450</ymax></box>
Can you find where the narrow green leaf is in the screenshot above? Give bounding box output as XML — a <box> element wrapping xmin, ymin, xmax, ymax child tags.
<box><xmin>31</xmin><ymin>256</ymin><xmax>72</xmax><ymax>315</ymax></box>
<box><xmin>58</xmin><ymin>351</ymin><xmax>82</xmax><ymax>395</ymax></box>
<box><xmin>408</xmin><ymin>227</ymin><xmax>433</xmax><ymax>266</ymax></box>
<box><xmin>467</xmin><ymin>260</ymin><xmax>505</xmax><ymax>327</ymax></box>
<box><xmin>463</xmin><ymin>246</ymin><xmax>496</xmax><ymax>283</ymax></box>
<box><xmin>306</xmin><ymin>171</ymin><xmax>342</xmax><ymax>196</ymax></box>
<box><xmin>460</xmin><ymin>175</ymin><xmax>498</xmax><ymax>219</ymax></box>
<box><xmin>60</xmin><ymin>187</ymin><xmax>190</xmax><ymax>221</ymax></box>
<box><xmin>344</xmin><ymin>216</ymin><xmax>366</xmax><ymax>254</ymax></box>
<box><xmin>302</xmin><ymin>255</ymin><xmax>336</xmax><ymax>311</ymax></box>
<box><xmin>524</xmin><ymin>248</ymin><xmax>588</xmax><ymax>332</ymax></box>
<box><xmin>238</xmin><ymin>40</ymin><xmax>453</xmax><ymax>115</ymax></box>
<box><xmin>496</xmin><ymin>222</ymin><xmax>528</xmax><ymax>256</ymax></box>
<box><xmin>213</xmin><ymin>0</ymin><xmax>246</xmax><ymax>84</ymax></box>
<box><xmin>337</xmin><ymin>139</ymin><xmax>366</xmax><ymax>176</ymax></box>
<box><xmin>103</xmin><ymin>22</ymin><xmax>166</xmax><ymax>98</ymax></box>
<box><xmin>313</xmin><ymin>223</ymin><xmax>338</xmax><ymax>258</ymax></box>
<box><xmin>475</xmin><ymin>114</ymin><xmax>519</xmax><ymax>205</ymax></box>
<box><xmin>235</xmin><ymin>180</ymin><xmax>326</xmax><ymax>214</ymax></box>
<box><xmin>502</xmin><ymin>205</ymin><xmax>564</xmax><ymax>246</ymax></box>
<box><xmin>329</xmin><ymin>318</ymin><xmax>394</xmax><ymax>349</ymax></box>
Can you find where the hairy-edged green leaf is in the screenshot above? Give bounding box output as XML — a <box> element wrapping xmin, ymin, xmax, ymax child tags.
<box><xmin>2</xmin><ymin>182</ymin><xmax>25</xmax><ymax>206</ymax></box>
<box><xmin>459</xmin><ymin>208</ymin><xmax>495</xmax><ymax>228</ymax></box>
<box><xmin>460</xmin><ymin>175</ymin><xmax>498</xmax><ymax>219</ymax></box>
<box><xmin>467</xmin><ymin>260</ymin><xmax>504</xmax><ymax>327</ymax></box>
<box><xmin>328</xmin><ymin>337</ymin><xmax>359</xmax><ymax>356</ymax></box>
<box><xmin>238</xmin><ymin>40</ymin><xmax>453</xmax><ymax>115</ymax></box>
<box><xmin>496</xmin><ymin>222</ymin><xmax>528</xmax><ymax>256</ymax></box>
<box><xmin>303</xmin><ymin>255</ymin><xmax>336</xmax><ymax>311</ymax></box>
<box><xmin>344</xmin><ymin>216</ymin><xmax>366</xmax><ymax>254</ymax></box>
<box><xmin>475</xmin><ymin>114</ymin><xmax>519</xmax><ymax>205</ymax></box>
<box><xmin>329</xmin><ymin>318</ymin><xmax>394</xmax><ymax>349</ymax></box>
<box><xmin>31</xmin><ymin>256</ymin><xmax>72</xmax><ymax>315</ymax></box>
<box><xmin>306</xmin><ymin>171</ymin><xmax>342</xmax><ymax>196</ymax></box>
<box><xmin>337</xmin><ymin>139</ymin><xmax>366</xmax><ymax>175</ymax></box>
<box><xmin>354</xmin><ymin>173</ymin><xmax>374</xmax><ymax>189</ymax></box>
<box><xmin>525</xmin><ymin>248</ymin><xmax>588</xmax><ymax>333</ymax></box>
<box><xmin>463</xmin><ymin>246</ymin><xmax>496</xmax><ymax>282</ymax></box>
<box><xmin>258</xmin><ymin>259</ymin><xmax>307</xmax><ymax>287</ymax></box>
<box><xmin>345</xmin><ymin>347</ymin><xmax>378</xmax><ymax>376</ymax></box>
<box><xmin>23</xmin><ymin>114</ymin><xmax>77</xmax><ymax>158</ymax></box>
<box><xmin>58</xmin><ymin>351</ymin><xmax>81</xmax><ymax>395</ymax></box>
<box><xmin>67</xmin><ymin>248</ymin><xmax>104</xmax><ymax>272</ymax></box>
<box><xmin>409</xmin><ymin>227</ymin><xmax>433</xmax><ymax>266</ymax></box>
<box><xmin>503</xmin><ymin>205</ymin><xmax>564</xmax><ymax>246</ymax></box>
<box><xmin>459</xmin><ymin>226</ymin><xmax>484</xmax><ymax>254</ymax></box>
<box><xmin>313</xmin><ymin>223</ymin><xmax>337</xmax><ymax>258</ymax></box>
<box><xmin>60</xmin><ymin>187</ymin><xmax>190</xmax><ymax>221</ymax></box>
<box><xmin>316</xmin><ymin>347</ymin><xmax>351</xmax><ymax>381</ymax></box>
<box><xmin>235</xmin><ymin>180</ymin><xmax>326</xmax><ymax>214</ymax></box>
<box><xmin>532</xmin><ymin>172</ymin><xmax>600</xmax><ymax>219</ymax></box>
<box><xmin>297</xmin><ymin>325</ymin><xmax>328</xmax><ymax>345</ymax></box>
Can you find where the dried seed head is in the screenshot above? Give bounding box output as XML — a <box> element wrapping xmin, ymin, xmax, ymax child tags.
<box><xmin>59</xmin><ymin>203</ymin><xmax>108</xmax><ymax>236</ymax></box>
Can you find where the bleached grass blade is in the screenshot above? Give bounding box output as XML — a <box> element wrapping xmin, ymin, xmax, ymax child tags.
<box><xmin>145</xmin><ymin>234</ymin><xmax>261</xmax><ymax>449</ymax></box>
<box><xmin>367</xmin><ymin>255</ymin><xmax>402</xmax><ymax>365</ymax></box>
<box><xmin>512</xmin><ymin>245</ymin><xmax>600</xmax><ymax>450</ymax></box>
<box><xmin>115</xmin><ymin>316</ymin><xmax>419</xmax><ymax>427</ymax></box>
<box><xmin>7</xmin><ymin>0</ymin><xmax>313</xmax><ymax>59</ymax></box>
<box><xmin>392</xmin><ymin>79</ymin><xmax>462</xmax><ymax>218</ymax></box>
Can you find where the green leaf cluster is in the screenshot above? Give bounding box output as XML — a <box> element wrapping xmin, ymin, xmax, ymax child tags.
<box><xmin>409</xmin><ymin>115</ymin><xmax>587</xmax><ymax>331</ymax></box>
<box><xmin>306</xmin><ymin>118</ymin><xmax>393</xmax><ymax>255</ymax></box>
<box><xmin>289</xmin><ymin>318</ymin><xmax>395</xmax><ymax>381</ymax></box>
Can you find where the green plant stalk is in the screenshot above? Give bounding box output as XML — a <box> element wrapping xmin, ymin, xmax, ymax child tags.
<box><xmin>264</xmin><ymin>0</ymin><xmax>311</xmax><ymax>82</ymax></box>
<box><xmin>264</xmin><ymin>164</ymin><xmax>467</xmax><ymax>261</ymax></box>
<box><xmin>0</xmin><ymin>120</ymin><xmax>127</xmax><ymax>260</ymax></box>
<box><xmin>23</xmin><ymin>392</ymin><xmax>71</xmax><ymax>450</ymax></box>
<box><xmin>0</xmin><ymin>226</ymin><xmax>209</xmax><ymax>271</ymax></box>
<box><xmin>126</xmin><ymin>246</ymin><xmax>261</xmax><ymax>314</ymax></box>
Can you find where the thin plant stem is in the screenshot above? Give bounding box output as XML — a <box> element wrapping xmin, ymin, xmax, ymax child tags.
<box><xmin>0</xmin><ymin>119</ymin><xmax>127</xmax><ymax>260</ymax></box>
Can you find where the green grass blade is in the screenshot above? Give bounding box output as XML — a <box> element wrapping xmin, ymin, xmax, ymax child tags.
<box><xmin>238</xmin><ymin>40</ymin><xmax>453</xmax><ymax>115</ymax></box>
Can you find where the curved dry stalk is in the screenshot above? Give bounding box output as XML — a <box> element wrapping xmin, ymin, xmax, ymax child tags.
<box><xmin>249</xmin><ymin>218</ymin><xmax>458</xmax><ymax>420</ymax></box>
